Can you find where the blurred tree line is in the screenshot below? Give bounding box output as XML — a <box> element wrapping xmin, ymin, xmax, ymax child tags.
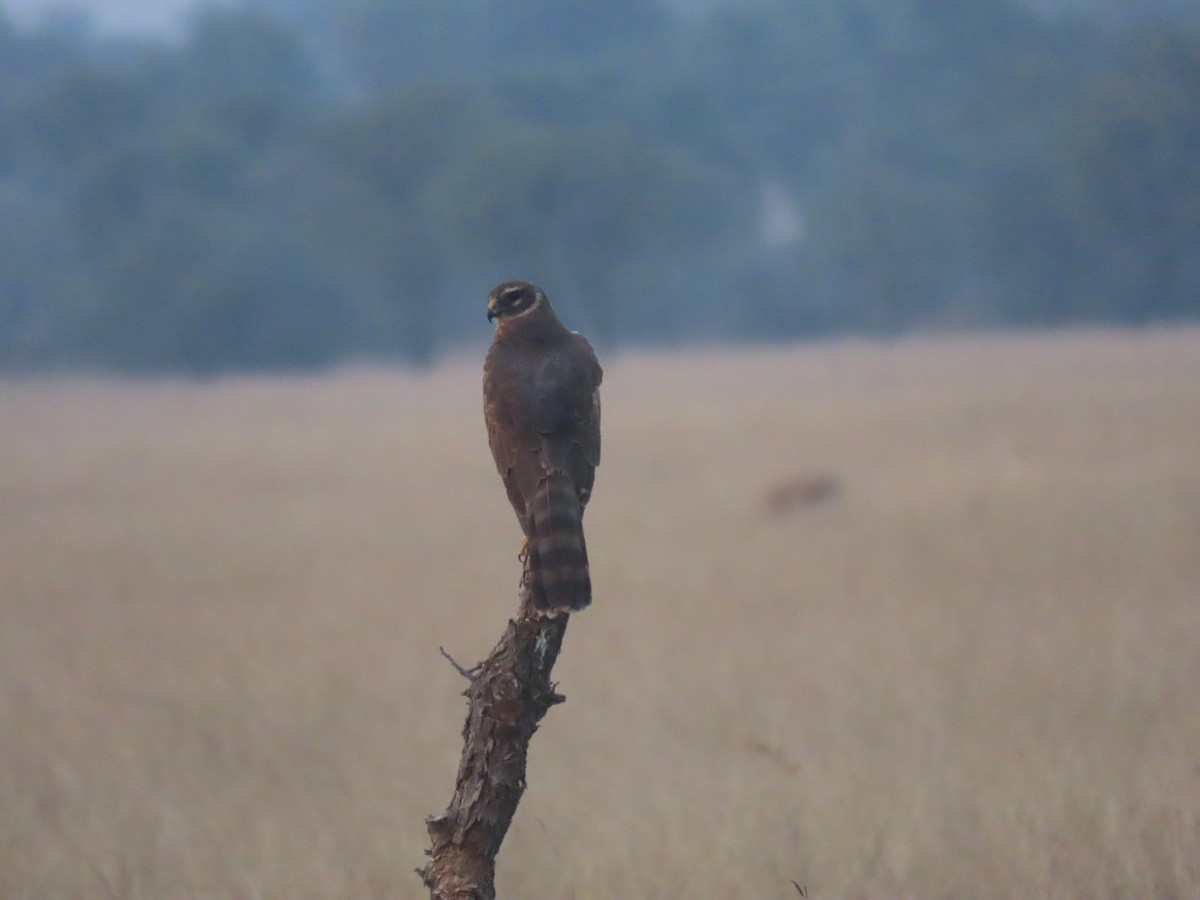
<box><xmin>0</xmin><ymin>0</ymin><xmax>1197</xmax><ymax>372</ymax></box>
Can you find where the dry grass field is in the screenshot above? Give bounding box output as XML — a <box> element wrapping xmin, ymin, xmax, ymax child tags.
<box><xmin>2</xmin><ymin>328</ymin><xmax>1198</xmax><ymax>899</ymax></box>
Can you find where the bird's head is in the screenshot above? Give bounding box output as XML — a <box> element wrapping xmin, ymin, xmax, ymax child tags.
<box><xmin>487</xmin><ymin>280</ymin><xmax>545</xmax><ymax>324</ymax></box>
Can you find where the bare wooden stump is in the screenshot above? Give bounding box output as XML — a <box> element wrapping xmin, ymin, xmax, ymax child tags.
<box><xmin>419</xmin><ymin>558</ymin><xmax>572</xmax><ymax>899</ymax></box>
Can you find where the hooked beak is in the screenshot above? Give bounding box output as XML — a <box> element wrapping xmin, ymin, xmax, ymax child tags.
<box><xmin>486</xmin><ymin>299</ymin><xmax>498</xmax><ymax>323</ymax></box>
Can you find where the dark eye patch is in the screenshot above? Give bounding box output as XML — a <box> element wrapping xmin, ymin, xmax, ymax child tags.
<box><xmin>503</xmin><ymin>286</ymin><xmax>531</xmax><ymax>308</ymax></box>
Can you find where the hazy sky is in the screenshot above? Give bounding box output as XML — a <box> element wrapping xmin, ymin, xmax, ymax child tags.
<box><xmin>3</xmin><ymin>0</ymin><xmax>222</xmax><ymax>34</ymax></box>
<box><xmin>2</xmin><ymin>0</ymin><xmax>1135</xmax><ymax>39</ymax></box>
<box><xmin>7</xmin><ymin>0</ymin><xmax>716</xmax><ymax>36</ymax></box>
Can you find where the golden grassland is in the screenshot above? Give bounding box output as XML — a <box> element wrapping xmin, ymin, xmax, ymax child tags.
<box><xmin>1</xmin><ymin>328</ymin><xmax>1198</xmax><ymax>899</ymax></box>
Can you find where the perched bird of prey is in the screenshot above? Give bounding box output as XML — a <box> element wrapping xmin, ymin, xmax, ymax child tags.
<box><xmin>483</xmin><ymin>280</ymin><xmax>603</xmax><ymax>614</ymax></box>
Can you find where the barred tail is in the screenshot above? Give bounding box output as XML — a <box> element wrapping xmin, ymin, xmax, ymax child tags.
<box><xmin>528</xmin><ymin>474</ymin><xmax>591</xmax><ymax>613</ymax></box>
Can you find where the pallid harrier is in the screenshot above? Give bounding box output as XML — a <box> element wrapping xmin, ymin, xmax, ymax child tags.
<box><xmin>483</xmin><ymin>280</ymin><xmax>602</xmax><ymax>614</ymax></box>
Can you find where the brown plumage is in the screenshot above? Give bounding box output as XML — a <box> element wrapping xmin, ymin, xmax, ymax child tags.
<box><xmin>483</xmin><ymin>280</ymin><xmax>602</xmax><ymax>614</ymax></box>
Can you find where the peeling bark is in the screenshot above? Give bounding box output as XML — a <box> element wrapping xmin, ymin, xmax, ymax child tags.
<box><xmin>419</xmin><ymin>558</ymin><xmax>571</xmax><ymax>899</ymax></box>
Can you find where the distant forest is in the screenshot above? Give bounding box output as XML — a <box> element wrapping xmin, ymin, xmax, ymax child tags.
<box><xmin>1</xmin><ymin>0</ymin><xmax>1198</xmax><ymax>372</ymax></box>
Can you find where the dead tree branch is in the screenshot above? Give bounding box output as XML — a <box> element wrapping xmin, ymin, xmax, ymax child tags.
<box><xmin>419</xmin><ymin>557</ymin><xmax>571</xmax><ymax>899</ymax></box>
